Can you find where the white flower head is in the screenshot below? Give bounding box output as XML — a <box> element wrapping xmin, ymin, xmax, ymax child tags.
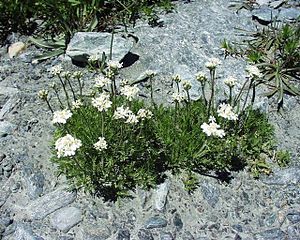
<box><xmin>55</xmin><ymin>134</ymin><xmax>82</xmax><ymax>158</ymax></box>
<box><xmin>126</xmin><ymin>113</ymin><xmax>139</xmax><ymax>125</ymax></box>
<box><xmin>94</xmin><ymin>75</ymin><xmax>111</xmax><ymax>88</ymax></box>
<box><xmin>182</xmin><ymin>80</ymin><xmax>192</xmax><ymax>91</ymax></box>
<box><xmin>73</xmin><ymin>71</ymin><xmax>83</xmax><ymax>78</ymax></box>
<box><xmin>52</xmin><ymin>109</ymin><xmax>72</xmax><ymax>124</ymax></box>
<box><xmin>88</xmin><ymin>54</ymin><xmax>100</xmax><ymax>62</ymax></box>
<box><xmin>246</xmin><ymin>65</ymin><xmax>263</xmax><ymax>78</ymax></box>
<box><xmin>172</xmin><ymin>92</ymin><xmax>186</xmax><ymax>103</ymax></box>
<box><xmin>50</xmin><ymin>65</ymin><xmax>63</xmax><ymax>75</ymax></box>
<box><xmin>113</xmin><ymin>105</ymin><xmax>132</xmax><ymax>120</ymax></box>
<box><xmin>91</xmin><ymin>93</ymin><xmax>112</xmax><ymax>112</ymax></box>
<box><xmin>217</xmin><ymin>103</ymin><xmax>238</xmax><ymax>121</ymax></box>
<box><xmin>137</xmin><ymin>109</ymin><xmax>153</xmax><ymax>120</ymax></box>
<box><xmin>107</xmin><ymin>60</ymin><xmax>123</xmax><ymax>70</ymax></box>
<box><xmin>201</xmin><ymin>117</ymin><xmax>225</xmax><ymax>138</ymax></box>
<box><xmin>38</xmin><ymin>89</ymin><xmax>48</xmax><ymax>100</ymax></box>
<box><xmin>61</xmin><ymin>71</ymin><xmax>71</xmax><ymax>78</ymax></box>
<box><xmin>172</xmin><ymin>74</ymin><xmax>182</xmax><ymax>83</ymax></box>
<box><xmin>145</xmin><ymin>70</ymin><xmax>157</xmax><ymax>78</ymax></box>
<box><xmin>120</xmin><ymin>85</ymin><xmax>139</xmax><ymax>101</ymax></box>
<box><xmin>224</xmin><ymin>76</ymin><xmax>237</xmax><ymax>87</ymax></box>
<box><xmin>120</xmin><ymin>79</ymin><xmax>129</xmax><ymax>87</ymax></box>
<box><xmin>205</xmin><ymin>57</ymin><xmax>221</xmax><ymax>70</ymax></box>
<box><xmin>94</xmin><ymin>137</ymin><xmax>108</xmax><ymax>151</ymax></box>
<box><xmin>196</xmin><ymin>71</ymin><xmax>207</xmax><ymax>83</ymax></box>
<box><xmin>72</xmin><ymin>99</ymin><xmax>83</xmax><ymax>110</ymax></box>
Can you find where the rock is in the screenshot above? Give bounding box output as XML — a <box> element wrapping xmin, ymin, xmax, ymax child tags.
<box><xmin>286</xmin><ymin>211</ymin><xmax>300</xmax><ymax>224</ymax></box>
<box><xmin>66</xmin><ymin>32</ymin><xmax>133</xmax><ymax>63</ymax></box>
<box><xmin>138</xmin><ymin>229</ymin><xmax>154</xmax><ymax>240</ymax></box>
<box><xmin>254</xmin><ymin>228</ymin><xmax>286</xmax><ymax>240</ymax></box>
<box><xmin>50</xmin><ymin>207</ymin><xmax>82</xmax><ymax>233</ymax></box>
<box><xmin>144</xmin><ymin>217</ymin><xmax>168</xmax><ymax>229</ymax></box>
<box><xmin>201</xmin><ymin>181</ymin><xmax>220</xmax><ymax>208</ymax></box>
<box><xmin>13</xmin><ymin>224</ymin><xmax>42</xmax><ymax>240</ymax></box>
<box><xmin>154</xmin><ymin>181</ymin><xmax>169</xmax><ymax>211</ymax></box>
<box><xmin>269</xmin><ymin>0</ymin><xmax>285</xmax><ymax>9</ymax></box>
<box><xmin>286</xmin><ymin>225</ymin><xmax>300</xmax><ymax>238</ymax></box>
<box><xmin>0</xmin><ymin>121</ymin><xmax>16</xmax><ymax>137</ymax></box>
<box><xmin>252</xmin><ymin>7</ymin><xmax>279</xmax><ymax>25</ymax></box>
<box><xmin>262</xmin><ymin>167</ymin><xmax>300</xmax><ymax>185</ymax></box>
<box><xmin>0</xmin><ymin>153</ymin><xmax>6</xmax><ymax>163</ymax></box>
<box><xmin>22</xmin><ymin>165</ymin><xmax>45</xmax><ymax>199</ymax></box>
<box><xmin>278</xmin><ymin>8</ymin><xmax>300</xmax><ymax>21</ymax></box>
<box><xmin>0</xmin><ymin>96</ymin><xmax>21</xmax><ymax>120</ymax></box>
<box><xmin>160</xmin><ymin>231</ymin><xmax>174</xmax><ymax>240</ymax></box>
<box><xmin>173</xmin><ymin>213</ymin><xmax>183</xmax><ymax>230</ymax></box>
<box><xmin>8</xmin><ymin>42</ymin><xmax>26</xmax><ymax>58</ymax></box>
<box><xmin>256</xmin><ymin>0</ymin><xmax>270</xmax><ymax>6</ymax></box>
<box><xmin>77</xmin><ymin>225</ymin><xmax>111</xmax><ymax>240</ymax></box>
<box><xmin>232</xmin><ymin>224</ymin><xmax>243</xmax><ymax>233</ymax></box>
<box><xmin>25</xmin><ymin>186</ymin><xmax>76</xmax><ymax>220</ymax></box>
<box><xmin>117</xmin><ymin>228</ymin><xmax>130</xmax><ymax>240</ymax></box>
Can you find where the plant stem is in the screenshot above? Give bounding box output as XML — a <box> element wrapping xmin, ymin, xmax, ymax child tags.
<box><xmin>229</xmin><ymin>86</ymin><xmax>233</xmax><ymax>106</ymax></box>
<box><xmin>58</xmin><ymin>75</ymin><xmax>71</xmax><ymax>109</ymax></box>
<box><xmin>241</xmin><ymin>78</ymin><xmax>253</xmax><ymax>113</ymax></box>
<box><xmin>201</xmin><ymin>83</ymin><xmax>207</xmax><ymax>106</ymax></box>
<box><xmin>53</xmin><ymin>88</ymin><xmax>64</xmax><ymax>109</ymax></box>
<box><xmin>45</xmin><ymin>99</ymin><xmax>54</xmax><ymax>113</ymax></box>
<box><xmin>66</xmin><ymin>76</ymin><xmax>77</xmax><ymax>101</ymax></box>
<box><xmin>234</xmin><ymin>78</ymin><xmax>248</xmax><ymax>108</ymax></box>
<box><xmin>207</xmin><ymin>69</ymin><xmax>215</xmax><ymax>117</ymax></box>
<box><xmin>76</xmin><ymin>77</ymin><xmax>83</xmax><ymax>98</ymax></box>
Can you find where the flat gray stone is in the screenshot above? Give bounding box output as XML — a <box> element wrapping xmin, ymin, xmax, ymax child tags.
<box><xmin>50</xmin><ymin>206</ymin><xmax>82</xmax><ymax>233</ymax></box>
<box><xmin>201</xmin><ymin>181</ymin><xmax>220</xmax><ymax>208</ymax></box>
<box><xmin>286</xmin><ymin>211</ymin><xmax>300</xmax><ymax>224</ymax></box>
<box><xmin>0</xmin><ymin>121</ymin><xmax>16</xmax><ymax>137</ymax></box>
<box><xmin>254</xmin><ymin>228</ymin><xmax>286</xmax><ymax>240</ymax></box>
<box><xmin>13</xmin><ymin>224</ymin><xmax>42</xmax><ymax>240</ymax></box>
<box><xmin>154</xmin><ymin>181</ymin><xmax>169</xmax><ymax>211</ymax></box>
<box><xmin>278</xmin><ymin>8</ymin><xmax>300</xmax><ymax>21</ymax></box>
<box><xmin>66</xmin><ymin>32</ymin><xmax>133</xmax><ymax>63</ymax></box>
<box><xmin>22</xmin><ymin>165</ymin><xmax>45</xmax><ymax>200</ymax></box>
<box><xmin>144</xmin><ymin>217</ymin><xmax>168</xmax><ymax>229</ymax></box>
<box><xmin>25</xmin><ymin>186</ymin><xmax>76</xmax><ymax>220</ymax></box>
<box><xmin>262</xmin><ymin>167</ymin><xmax>300</xmax><ymax>185</ymax></box>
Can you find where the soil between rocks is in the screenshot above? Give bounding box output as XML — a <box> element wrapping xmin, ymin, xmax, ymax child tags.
<box><xmin>0</xmin><ymin>1</ymin><xmax>300</xmax><ymax>240</ymax></box>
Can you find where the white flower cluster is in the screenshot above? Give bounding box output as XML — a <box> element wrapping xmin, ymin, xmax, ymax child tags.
<box><xmin>94</xmin><ymin>75</ymin><xmax>111</xmax><ymax>88</ymax></box>
<box><xmin>55</xmin><ymin>134</ymin><xmax>82</xmax><ymax>158</ymax></box>
<box><xmin>73</xmin><ymin>71</ymin><xmax>83</xmax><ymax>78</ymax></box>
<box><xmin>172</xmin><ymin>74</ymin><xmax>182</xmax><ymax>83</ymax></box>
<box><xmin>107</xmin><ymin>60</ymin><xmax>123</xmax><ymax>70</ymax></box>
<box><xmin>145</xmin><ymin>70</ymin><xmax>157</xmax><ymax>78</ymax></box>
<box><xmin>120</xmin><ymin>85</ymin><xmax>139</xmax><ymax>101</ymax></box>
<box><xmin>113</xmin><ymin>105</ymin><xmax>152</xmax><ymax>124</ymax></box>
<box><xmin>217</xmin><ymin>103</ymin><xmax>238</xmax><ymax>121</ymax></box>
<box><xmin>205</xmin><ymin>57</ymin><xmax>221</xmax><ymax>70</ymax></box>
<box><xmin>137</xmin><ymin>109</ymin><xmax>153</xmax><ymax>120</ymax></box>
<box><xmin>201</xmin><ymin>116</ymin><xmax>225</xmax><ymax>138</ymax></box>
<box><xmin>196</xmin><ymin>71</ymin><xmax>207</xmax><ymax>83</ymax></box>
<box><xmin>88</xmin><ymin>54</ymin><xmax>101</xmax><ymax>62</ymax></box>
<box><xmin>38</xmin><ymin>89</ymin><xmax>48</xmax><ymax>100</ymax></box>
<box><xmin>61</xmin><ymin>71</ymin><xmax>71</xmax><ymax>78</ymax></box>
<box><xmin>182</xmin><ymin>80</ymin><xmax>192</xmax><ymax>91</ymax></box>
<box><xmin>92</xmin><ymin>93</ymin><xmax>112</xmax><ymax>112</ymax></box>
<box><xmin>224</xmin><ymin>76</ymin><xmax>237</xmax><ymax>87</ymax></box>
<box><xmin>94</xmin><ymin>137</ymin><xmax>108</xmax><ymax>151</ymax></box>
<box><xmin>72</xmin><ymin>99</ymin><xmax>83</xmax><ymax>110</ymax></box>
<box><xmin>52</xmin><ymin>109</ymin><xmax>72</xmax><ymax>124</ymax></box>
<box><xmin>50</xmin><ymin>65</ymin><xmax>63</xmax><ymax>75</ymax></box>
<box><xmin>246</xmin><ymin>65</ymin><xmax>263</xmax><ymax>78</ymax></box>
<box><xmin>120</xmin><ymin>79</ymin><xmax>129</xmax><ymax>86</ymax></box>
<box><xmin>172</xmin><ymin>92</ymin><xmax>186</xmax><ymax>103</ymax></box>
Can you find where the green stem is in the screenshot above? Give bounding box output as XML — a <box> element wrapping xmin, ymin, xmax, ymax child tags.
<box><xmin>45</xmin><ymin>99</ymin><xmax>54</xmax><ymax>113</ymax></box>
<box><xmin>201</xmin><ymin>83</ymin><xmax>207</xmax><ymax>106</ymax></box>
<box><xmin>241</xmin><ymin>79</ymin><xmax>253</xmax><ymax>113</ymax></box>
<box><xmin>66</xmin><ymin>76</ymin><xmax>77</xmax><ymax>101</ymax></box>
<box><xmin>77</xmin><ymin>77</ymin><xmax>83</xmax><ymax>98</ymax></box>
<box><xmin>229</xmin><ymin>87</ymin><xmax>233</xmax><ymax>106</ymax></box>
<box><xmin>57</xmin><ymin>75</ymin><xmax>71</xmax><ymax>109</ymax></box>
<box><xmin>207</xmin><ymin>69</ymin><xmax>215</xmax><ymax>117</ymax></box>
<box><xmin>234</xmin><ymin>78</ymin><xmax>248</xmax><ymax>107</ymax></box>
<box><xmin>53</xmin><ymin>88</ymin><xmax>64</xmax><ymax>109</ymax></box>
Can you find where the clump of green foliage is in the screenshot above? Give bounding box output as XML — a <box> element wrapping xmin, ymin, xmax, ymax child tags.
<box><xmin>222</xmin><ymin>20</ymin><xmax>300</xmax><ymax>109</ymax></box>
<box><xmin>39</xmin><ymin>56</ymin><xmax>283</xmax><ymax>199</ymax></box>
<box><xmin>0</xmin><ymin>0</ymin><xmax>175</xmax><ymax>46</ymax></box>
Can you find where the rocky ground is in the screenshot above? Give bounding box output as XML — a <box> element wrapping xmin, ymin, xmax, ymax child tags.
<box><xmin>0</xmin><ymin>0</ymin><xmax>300</xmax><ymax>239</ymax></box>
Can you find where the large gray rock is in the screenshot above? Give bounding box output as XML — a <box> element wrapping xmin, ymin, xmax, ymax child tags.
<box><xmin>153</xmin><ymin>181</ymin><xmax>169</xmax><ymax>211</ymax></box>
<box><xmin>50</xmin><ymin>206</ymin><xmax>82</xmax><ymax>233</ymax></box>
<box><xmin>25</xmin><ymin>186</ymin><xmax>76</xmax><ymax>220</ymax></box>
<box><xmin>262</xmin><ymin>167</ymin><xmax>300</xmax><ymax>185</ymax></box>
<box><xmin>22</xmin><ymin>165</ymin><xmax>45</xmax><ymax>200</ymax></box>
<box><xmin>66</xmin><ymin>32</ymin><xmax>134</xmax><ymax>63</ymax></box>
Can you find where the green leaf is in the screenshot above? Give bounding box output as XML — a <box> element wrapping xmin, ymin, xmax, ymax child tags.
<box><xmin>32</xmin><ymin>49</ymin><xmax>65</xmax><ymax>62</ymax></box>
